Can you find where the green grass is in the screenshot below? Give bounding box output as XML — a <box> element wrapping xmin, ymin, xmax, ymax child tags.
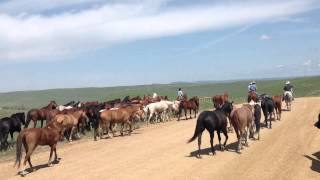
<box><xmin>0</xmin><ymin>76</ymin><xmax>319</xmax><ymax>111</ymax></box>
<box><xmin>0</xmin><ymin>75</ymin><xmax>319</xmax><ymax>159</ymax></box>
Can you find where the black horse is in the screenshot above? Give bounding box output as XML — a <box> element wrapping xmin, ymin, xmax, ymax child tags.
<box><xmin>85</xmin><ymin>105</ymin><xmax>103</xmax><ymax>140</ymax></box>
<box><xmin>0</xmin><ymin>112</ymin><xmax>25</xmax><ymax>150</ymax></box>
<box><xmin>260</xmin><ymin>94</ymin><xmax>275</xmax><ymax>129</ymax></box>
<box><xmin>64</xmin><ymin>101</ymin><xmax>75</xmax><ymax>107</ymax></box>
<box><xmin>187</xmin><ymin>101</ymin><xmax>233</xmax><ymax>158</ymax></box>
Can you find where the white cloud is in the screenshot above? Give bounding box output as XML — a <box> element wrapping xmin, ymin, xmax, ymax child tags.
<box><xmin>303</xmin><ymin>59</ymin><xmax>312</xmax><ymax>66</ymax></box>
<box><xmin>317</xmin><ymin>63</ymin><xmax>320</xmax><ymax>68</ymax></box>
<box><xmin>276</xmin><ymin>64</ymin><xmax>284</xmax><ymax>68</ymax></box>
<box><xmin>0</xmin><ymin>0</ymin><xmax>318</xmax><ymax>62</ymax></box>
<box><xmin>260</xmin><ymin>34</ymin><xmax>272</xmax><ymax>40</ymax></box>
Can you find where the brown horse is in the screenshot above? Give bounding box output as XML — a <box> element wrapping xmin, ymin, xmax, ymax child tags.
<box><xmin>272</xmin><ymin>95</ymin><xmax>282</xmax><ymax>120</ymax></box>
<box><xmin>53</xmin><ymin>109</ymin><xmax>88</xmax><ymax>142</ymax></box>
<box><xmin>25</xmin><ymin>101</ymin><xmax>58</xmax><ymax>128</ymax></box>
<box><xmin>247</xmin><ymin>92</ymin><xmax>259</xmax><ymax>103</ymax></box>
<box><xmin>98</xmin><ymin>106</ymin><xmax>143</xmax><ymax>139</ymax></box>
<box><xmin>229</xmin><ymin>104</ymin><xmax>254</xmax><ymax>153</ymax></box>
<box><xmin>178</xmin><ymin>96</ymin><xmax>199</xmax><ymax>120</ymax></box>
<box><xmin>212</xmin><ymin>92</ymin><xmax>229</xmax><ymax>108</ymax></box>
<box><xmin>15</xmin><ymin>120</ymin><xmax>63</xmax><ymax>176</ymax></box>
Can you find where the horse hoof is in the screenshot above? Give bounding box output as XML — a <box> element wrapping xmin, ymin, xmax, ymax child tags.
<box><xmin>48</xmin><ymin>163</ymin><xmax>53</xmax><ymax>167</ymax></box>
<box><xmin>19</xmin><ymin>170</ymin><xmax>27</xmax><ymax>177</ymax></box>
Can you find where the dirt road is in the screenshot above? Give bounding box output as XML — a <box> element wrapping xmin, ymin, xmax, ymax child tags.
<box><xmin>0</xmin><ymin>97</ymin><xmax>319</xmax><ymax>180</ymax></box>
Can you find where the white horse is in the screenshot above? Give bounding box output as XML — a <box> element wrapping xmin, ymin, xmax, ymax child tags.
<box><xmin>283</xmin><ymin>91</ymin><xmax>293</xmax><ymax>111</ymax></box>
<box><xmin>144</xmin><ymin>101</ymin><xmax>170</xmax><ymax>125</ymax></box>
<box><xmin>57</xmin><ymin>105</ymin><xmax>73</xmax><ymax>111</ymax></box>
<box><xmin>161</xmin><ymin>100</ymin><xmax>180</xmax><ymax>116</ymax></box>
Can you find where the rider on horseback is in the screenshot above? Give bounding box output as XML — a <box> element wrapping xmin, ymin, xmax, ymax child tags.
<box><xmin>248</xmin><ymin>81</ymin><xmax>257</xmax><ymax>93</ymax></box>
<box><xmin>177</xmin><ymin>88</ymin><xmax>184</xmax><ymax>101</ymax></box>
<box><xmin>283</xmin><ymin>81</ymin><xmax>294</xmax><ymax>100</ymax></box>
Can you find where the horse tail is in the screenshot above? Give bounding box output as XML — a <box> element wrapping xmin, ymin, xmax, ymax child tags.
<box><xmin>187</xmin><ymin>113</ymin><xmax>205</xmax><ymax>143</ymax></box>
<box><xmin>194</xmin><ymin>98</ymin><xmax>199</xmax><ymax>109</ymax></box>
<box><xmin>25</xmin><ymin>110</ymin><xmax>32</xmax><ymax>128</ymax></box>
<box><xmin>15</xmin><ymin>131</ymin><xmax>24</xmax><ymax>168</ymax></box>
<box><xmin>0</xmin><ymin>130</ymin><xmax>3</xmax><ymax>150</ymax></box>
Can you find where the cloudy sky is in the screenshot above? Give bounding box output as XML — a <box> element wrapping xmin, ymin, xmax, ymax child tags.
<box><xmin>0</xmin><ymin>0</ymin><xmax>319</xmax><ymax>92</ymax></box>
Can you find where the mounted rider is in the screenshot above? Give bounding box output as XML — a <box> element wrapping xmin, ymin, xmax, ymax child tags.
<box><xmin>283</xmin><ymin>81</ymin><xmax>294</xmax><ymax>100</ymax></box>
<box><xmin>177</xmin><ymin>88</ymin><xmax>184</xmax><ymax>101</ymax></box>
<box><xmin>248</xmin><ymin>81</ymin><xmax>257</xmax><ymax>94</ymax></box>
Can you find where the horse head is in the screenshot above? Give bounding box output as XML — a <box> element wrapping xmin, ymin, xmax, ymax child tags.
<box><xmin>20</xmin><ymin>113</ymin><xmax>26</xmax><ymax>125</ymax></box>
<box><xmin>47</xmin><ymin>120</ymin><xmax>64</xmax><ymax>132</ymax></box>
<box><xmin>48</xmin><ymin>101</ymin><xmax>58</xmax><ymax>109</ymax></box>
<box><xmin>219</xmin><ymin>101</ymin><xmax>234</xmax><ymax>116</ymax></box>
<box><xmin>11</xmin><ymin>113</ymin><xmax>26</xmax><ymax>125</ymax></box>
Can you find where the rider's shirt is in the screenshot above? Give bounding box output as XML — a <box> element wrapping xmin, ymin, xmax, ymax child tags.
<box><xmin>283</xmin><ymin>85</ymin><xmax>294</xmax><ymax>92</ymax></box>
<box><xmin>177</xmin><ymin>90</ymin><xmax>184</xmax><ymax>98</ymax></box>
<box><xmin>248</xmin><ymin>85</ymin><xmax>257</xmax><ymax>92</ymax></box>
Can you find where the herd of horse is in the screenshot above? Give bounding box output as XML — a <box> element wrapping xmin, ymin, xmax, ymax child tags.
<box><xmin>0</xmin><ymin>91</ymin><xmax>293</xmax><ymax>176</ymax></box>
<box><xmin>188</xmin><ymin>91</ymin><xmax>293</xmax><ymax>157</ymax></box>
<box><xmin>0</xmin><ymin>94</ymin><xmax>199</xmax><ymax>176</ymax></box>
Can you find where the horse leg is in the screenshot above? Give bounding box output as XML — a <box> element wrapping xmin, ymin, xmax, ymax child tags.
<box><xmin>33</xmin><ymin>120</ymin><xmax>37</xmax><ymax>128</ymax></box>
<box><xmin>40</xmin><ymin>119</ymin><xmax>44</xmax><ymax>128</ymax></box>
<box><xmin>184</xmin><ymin>108</ymin><xmax>187</xmax><ymax>120</ymax></box>
<box><xmin>10</xmin><ymin>131</ymin><xmax>14</xmax><ymax>142</ymax></box>
<box><xmin>48</xmin><ymin>145</ymin><xmax>54</xmax><ymax>166</ymax></box>
<box><xmin>147</xmin><ymin>113</ymin><xmax>152</xmax><ymax>126</ymax></box>
<box><xmin>128</xmin><ymin>121</ymin><xmax>132</xmax><ymax>135</ymax></box>
<box><xmin>269</xmin><ymin>114</ymin><xmax>272</xmax><ymax>129</ymax></box>
<box><xmin>222</xmin><ymin>128</ymin><xmax>228</xmax><ymax>151</ymax></box>
<box><xmin>69</xmin><ymin>127</ymin><xmax>74</xmax><ymax>142</ymax></box>
<box><xmin>217</xmin><ymin>130</ymin><xmax>222</xmax><ymax>150</ymax></box>
<box><xmin>23</xmin><ymin>142</ymin><xmax>37</xmax><ymax>175</ymax></box>
<box><xmin>245</xmin><ymin>128</ymin><xmax>249</xmax><ymax>147</ymax></box>
<box><xmin>236</xmin><ymin>132</ymin><xmax>241</xmax><ymax>153</ymax></box>
<box><xmin>53</xmin><ymin>144</ymin><xmax>59</xmax><ymax>162</ymax></box>
<box><xmin>210</xmin><ymin>132</ymin><xmax>216</xmax><ymax>155</ymax></box>
<box><xmin>3</xmin><ymin>133</ymin><xmax>9</xmax><ymax>150</ymax></box>
<box><xmin>110</xmin><ymin>123</ymin><xmax>116</xmax><ymax>137</ymax></box>
<box><xmin>197</xmin><ymin>133</ymin><xmax>202</xmax><ymax>158</ymax></box>
<box><xmin>120</xmin><ymin>123</ymin><xmax>124</xmax><ymax>136</ymax></box>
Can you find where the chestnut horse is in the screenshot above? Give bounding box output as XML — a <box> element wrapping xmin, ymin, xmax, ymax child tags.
<box><xmin>25</xmin><ymin>101</ymin><xmax>58</xmax><ymax>128</ymax></box>
<box><xmin>15</xmin><ymin>120</ymin><xmax>63</xmax><ymax>177</ymax></box>
<box><xmin>212</xmin><ymin>92</ymin><xmax>229</xmax><ymax>108</ymax></box>
<box><xmin>53</xmin><ymin>109</ymin><xmax>88</xmax><ymax>142</ymax></box>
<box><xmin>178</xmin><ymin>96</ymin><xmax>199</xmax><ymax>120</ymax></box>
<box><xmin>247</xmin><ymin>92</ymin><xmax>259</xmax><ymax>103</ymax></box>
<box><xmin>98</xmin><ymin>106</ymin><xmax>143</xmax><ymax>139</ymax></box>
<box><xmin>229</xmin><ymin>104</ymin><xmax>254</xmax><ymax>153</ymax></box>
<box><xmin>272</xmin><ymin>95</ymin><xmax>282</xmax><ymax>120</ymax></box>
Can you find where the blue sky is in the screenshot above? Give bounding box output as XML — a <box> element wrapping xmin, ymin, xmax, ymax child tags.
<box><xmin>0</xmin><ymin>0</ymin><xmax>319</xmax><ymax>92</ymax></box>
